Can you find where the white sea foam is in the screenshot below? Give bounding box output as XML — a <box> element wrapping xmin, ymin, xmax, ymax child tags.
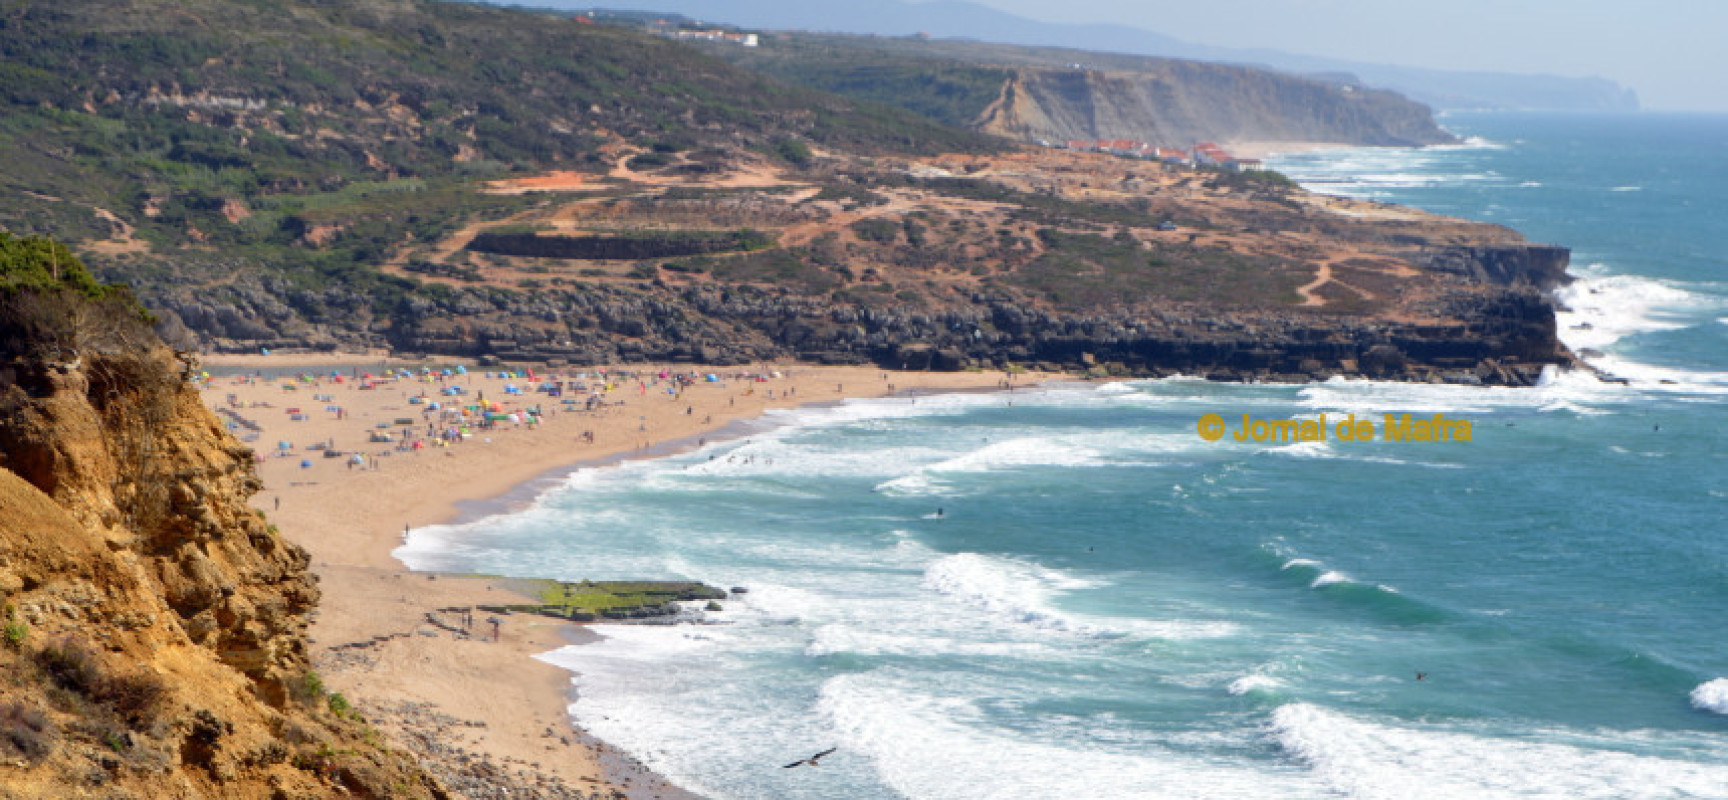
<box><xmin>926</xmin><ymin>435</ymin><xmax>1107</xmax><ymax>473</ymax></box>
<box><xmin>873</xmin><ymin>432</ymin><xmax>1147</xmax><ymax>496</ymax></box>
<box><xmin>1228</xmin><ymin>674</ymin><xmax>1285</xmax><ymax>696</ymax></box>
<box><xmin>1435</xmin><ymin>135</ymin><xmax>1506</xmax><ymax>150</ymax></box>
<box><xmin>1550</xmin><ymin>269</ymin><xmax>1728</xmax><ymax>391</ymax></box>
<box><xmin>804</xmin><ymin>624</ymin><xmax>1058</xmax><ymax>659</ymax></box>
<box><xmin>1267</xmin><ymin>440</ymin><xmax>1332</xmax><ymax>459</ymax></box>
<box><xmin>1293</xmin><ymin>372</ymin><xmax>1640</xmax><ymax>419</ymax></box>
<box><xmin>1691</xmin><ymin>678</ymin><xmax>1728</xmax><ymax>715</ymax></box>
<box><xmin>1554</xmin><ymin>271</ymin><xmax>1706</xmax><ymax>352</ymax></box>
<box><xmin>1123</xmin><ymin>618</ymin><xmax>1240</xmax><ymax>640</ymax></box>
<box><xmin>1309</xmin><ymin>571</ymin><xmax>1352</xmax><ymax>589</ymax></box>
<box><xmin>922</xmin><ymin>553</ymin><xmax>1127</xmax><ymax>638</ymax></box>
<box><xmin>874</xmin><ymin>472</ymin><xmax>951</xmax><ymax>497</ymax></box>
<box><xmin>922</xmin><ymin>553</ymin><xmax>1077</xmax><ymax>629</ymax></box>
<box><xmin>818</xmin><ymin>673</ymin><xmax>1307</xmax><ymax>800</ymax></box>
<box><xmin>1271</xmin><ymin>702</ymin><xmax>1728</xmax><ymax>799</ymax></box>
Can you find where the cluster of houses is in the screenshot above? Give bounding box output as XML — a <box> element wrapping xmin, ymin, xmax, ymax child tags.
<box><xmin>661</xmin><ymin>28</ymin><xmax>760</xmax><ymax>47</ymax></box>
<box><xmin>1056</xmin><ymin>139</ymin><xmax>1265</xmax><ymax>172</ymax></box>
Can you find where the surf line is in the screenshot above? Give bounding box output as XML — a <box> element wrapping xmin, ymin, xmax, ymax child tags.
<box><xmin>1196</xmin><ymin>413</ymin><xmax>1472</xmax><ymax>443</ymax></box>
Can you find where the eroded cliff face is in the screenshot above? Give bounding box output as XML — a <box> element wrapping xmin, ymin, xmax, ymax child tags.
<box><xmin>978</xmin><ymin>66</ymin><xmax>1453</xmax><ymax>147</ymax></box>
<box><xmin>0</xmin><ymin>290</ymin><xmax>444</xmax><ymax>799</ymax></box>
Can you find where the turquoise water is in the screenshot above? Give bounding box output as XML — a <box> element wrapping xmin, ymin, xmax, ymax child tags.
<box><xmin>399</xmin><ymin>113</ymin><xmax>1728</xmax><ymax>799</ymax></box>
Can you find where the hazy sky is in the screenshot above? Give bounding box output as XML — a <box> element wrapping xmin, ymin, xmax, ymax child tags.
<box><xmin>949</xmin><ymin>0</ymin><xmax>1724</xmax><ymax>111</ymax></box>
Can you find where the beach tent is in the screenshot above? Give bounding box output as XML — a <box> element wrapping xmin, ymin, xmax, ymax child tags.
<box><xmin>277</xmin><ymin>441</ymin><xmax>292</xmax><ymax>451</ymax></box>
<box><xmin>299</xmin><ymin>459</ymin><xmax>311</xmax><ymax>468</ymax></box>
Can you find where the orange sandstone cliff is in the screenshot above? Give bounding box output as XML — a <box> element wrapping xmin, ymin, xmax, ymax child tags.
<box><xmin>0</xmin><ymin>271</ymin><xmax>445</xmax><ymax>798</ymax></box>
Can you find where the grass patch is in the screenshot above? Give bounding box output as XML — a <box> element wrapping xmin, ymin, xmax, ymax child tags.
<box><xmin>476</xmin><ymin>578</ymin><xmax>725</xmax><ymax>621</ymax></box>
<box><xmin>1008</xmin><ymin>230</ymin><xmax>1307</xmax><ymax>309</ymax></box>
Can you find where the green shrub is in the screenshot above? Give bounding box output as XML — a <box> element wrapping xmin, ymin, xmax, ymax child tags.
<box><xmin>773</xmin><ymin>138</ymin><xmax>813</xmax><ymax>167</ymax></box>
<box><xmin>850</xmin><ymin>218</ymin><xmax>899</xmax><ymax>244</ymax></box>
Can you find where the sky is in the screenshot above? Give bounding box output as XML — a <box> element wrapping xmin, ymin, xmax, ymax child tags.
<box><xmin>940</xmin><ymin>0</ymin><xmax>1724</xmax><ymax>111</ymax></box>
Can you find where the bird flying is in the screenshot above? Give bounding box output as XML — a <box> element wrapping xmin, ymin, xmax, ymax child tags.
<box><xmin>783</xmin><ymin>747</ymin><xmax>838</xmax><ymax>768</ymax></box>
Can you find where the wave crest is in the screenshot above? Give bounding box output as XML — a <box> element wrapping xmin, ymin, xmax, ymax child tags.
<box><xmin>1690</xmin><ymin>678</ymin><xmax>1728</xmax><ymax>715</ymax></box>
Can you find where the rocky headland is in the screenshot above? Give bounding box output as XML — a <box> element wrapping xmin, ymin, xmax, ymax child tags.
<box><xmin>147</xmin><ymin>148</ymin><xmax>1577</xmax><ymax>387</ymax></box>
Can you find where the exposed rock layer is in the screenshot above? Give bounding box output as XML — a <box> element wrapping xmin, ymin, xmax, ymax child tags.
<box><xmin>978</xmin><ymin>66</ymin><xmax>1454</xmax><ymax>147</ymax></box>
<box><xmin>0</xmin><ymin>289</ymin><xmax>446</xmax><ymax>799</ymax></box>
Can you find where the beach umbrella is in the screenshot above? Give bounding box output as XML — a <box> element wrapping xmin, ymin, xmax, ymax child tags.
<box><xmin>278</xmin><ymin>441</ymin><xmax>292</xmax><ymax>450</ymax></box>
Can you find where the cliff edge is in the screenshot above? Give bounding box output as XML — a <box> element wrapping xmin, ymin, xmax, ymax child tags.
<box><xmin>978</xmin><ymin>65</ymin><xmax>1454</xmax><ymax>147</ymax></box>
<box><xmin>0</xmin><ymin>235</ymin><xmax>444</xmax><ymax>799</ymax></box>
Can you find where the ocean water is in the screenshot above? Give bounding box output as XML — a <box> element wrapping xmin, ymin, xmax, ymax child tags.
<box><xmin>398</xmin><ymin>112</ymin><xmax>1728</xmax><ymax>800</ymax></box>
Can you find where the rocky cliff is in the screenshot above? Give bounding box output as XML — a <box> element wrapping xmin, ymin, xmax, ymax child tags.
<box><xmin>141</xmin><ymin>148</ymin><xmax>1575</xmax><ymax>387</ymax></box>
<box><xmin>704</xmin><ymin>32</ymin><xmax>1457</xmax><ymax>148</ymax></box>
<box><xmin>977</xmin><ymin>65</ymin><xmax>1454</xmax><ymax>147</ymax></box>
<box><xmin>0</xmin><ymin>242</ymin><xmax>444</xmax><ymax>798</ymax></box>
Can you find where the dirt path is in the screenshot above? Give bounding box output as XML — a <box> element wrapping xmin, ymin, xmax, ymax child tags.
<box><xmin>1296</xmin><ymin>256</ymin><xmax>1380</xmax><ymax>306</ymax></box>
<box><xmin>1296</xmin><ymin>261</ymin><xmax>1334</xmax><ymax>307</ymax></box>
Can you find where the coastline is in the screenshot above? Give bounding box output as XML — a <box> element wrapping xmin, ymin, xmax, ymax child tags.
<box><xmin>1222</xmin><ymin>139</ymin><xmax>1356</xmax><ymax>160</ymax></box>
<box><xmin>212</xmin><ymin>358</ymin><xmax>1044</xmax><ymax>797</ymax></box>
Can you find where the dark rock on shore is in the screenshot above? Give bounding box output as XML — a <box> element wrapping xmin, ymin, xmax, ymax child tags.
<box><xmin>149</xmin><ymin>241</ymin><xmax>1576</xmax><ymax>387</ymax></box>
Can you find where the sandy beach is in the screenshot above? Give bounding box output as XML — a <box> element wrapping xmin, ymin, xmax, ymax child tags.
<box><xmin>200</xmin><ymin>356</ymin><xmax>1040</xmax><ymax>798</ymax></box>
